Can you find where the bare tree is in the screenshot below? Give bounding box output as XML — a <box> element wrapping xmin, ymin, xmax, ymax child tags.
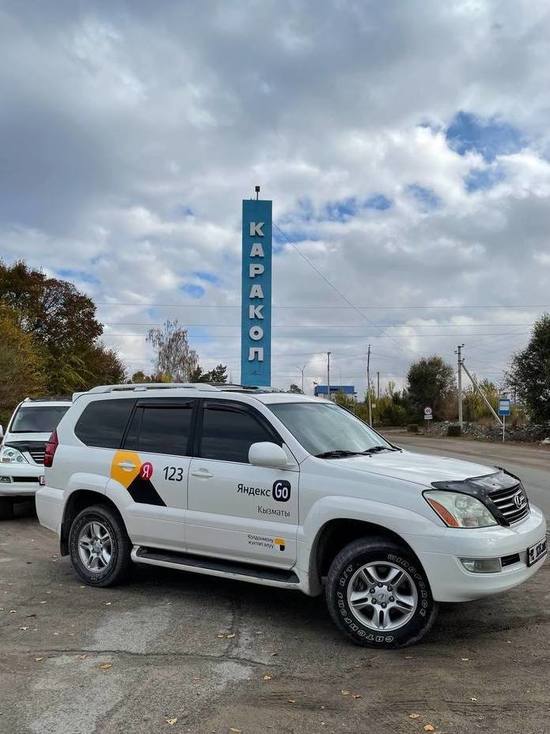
<box><xmin>147</xmin><ymin>320</ymin><xmax>199</xmax><ymax>382</ymax></box>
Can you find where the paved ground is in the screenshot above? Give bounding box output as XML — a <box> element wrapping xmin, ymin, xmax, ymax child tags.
<box><xmin>1</xmin><ymin>439</ymin><xmax>549</xmax><ymax>734</ymax></box>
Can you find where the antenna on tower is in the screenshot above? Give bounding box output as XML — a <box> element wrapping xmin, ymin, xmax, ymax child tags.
<box><xmin>255</xmin><ymin>185</ymin><xmax>260</xmax><ymax>200</ymax></box>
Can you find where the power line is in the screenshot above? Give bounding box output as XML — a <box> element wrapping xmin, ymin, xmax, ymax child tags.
<box><xmin>94</xmin><ymin>302</ymin><xmax>550</xmax><ymax>310</ymax></box>
<box><xmin>102</xmin><ymin>330</ymin><xmax>531</xmax><ymax>339</ymax></box>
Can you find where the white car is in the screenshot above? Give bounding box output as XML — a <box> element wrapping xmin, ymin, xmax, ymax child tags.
<box><xmin>36</xmin><ymin>384</ymin><xmax>547</xmax><ymax>648</ymax></box>
<box><xmin>0</xmin><ymin>398</ymin><xmax>71</xmax><ymax>519</ymax></box>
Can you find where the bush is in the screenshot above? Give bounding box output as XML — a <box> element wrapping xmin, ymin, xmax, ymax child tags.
<box><xmin>407</xmin><ymin>423</ymin><xmax>419</xmax><ymax>433</ymax></box>
<box><xmin>447</xmin><ymin>424</ymin><xmax>462</xmax><ymax>437</ymax></box>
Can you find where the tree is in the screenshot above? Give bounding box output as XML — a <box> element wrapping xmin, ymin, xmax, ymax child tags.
<box><xmin>147</xmin><ymin>320</ymin><xmax>199</xmax><ymax>382</ymax></box>
<box><xmin>407</xmin><ymin>356</ymin><xmax>455</xmax><ymax>421</ymax></box>
<box><xmin>289</xmin><ymin>383</ymin><xmax>303</xmax><ymax>394</ymax></box>
<box><xmin>463</xmin><ymin>379</ymin><xmax>499</xmax><ymax>422</ymax></box>
<box><xmin>189</xmin><ymin>363</ymin><xmax>228</xmax><ymax>383</ymax></box>
<box><xmin>507</xmin><ymin>314</ymin><xmax>550</xmax><ymax>423</ymax></box>
<box><xmin>130</xmin><ymin>371</ymin><xmax>154</xmax><ymax>383</ymax></box>
<box><xmin>0</xmin><ymin>305</ymin><xmax>46</xmax><ymax>424</ymax></box>
<box><xmin>0</xmin><ymin>260</ymin><xmax>126</xmax><ymax>393</ymax></box>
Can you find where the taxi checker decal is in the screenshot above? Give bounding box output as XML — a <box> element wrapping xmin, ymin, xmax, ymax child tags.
<box><xmin>110</xmin><ymin>450</ymin><xmax>166</xmax><ymax>507</ymax></box>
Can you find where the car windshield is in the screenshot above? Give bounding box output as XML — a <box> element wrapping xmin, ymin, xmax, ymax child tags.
<box><xmin>268</xmin><ymin>401</ymin><xmax>394</xmax><ymax>457</ymax></box>
<box><xmin>10</xmin><ymin>405</ymin><xmax>69</xmax><ymax>433</ymax></box>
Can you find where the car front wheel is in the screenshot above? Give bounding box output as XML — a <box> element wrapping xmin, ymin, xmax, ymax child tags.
<box><xmin>68</xmin><ymin>504</ymin><xmax>132</xmax><ymax>587</ymax></box>
<box><xmin>325</xmin><ymin>537</ymin><xmax>438</xmax><ymax>648</ymax></box>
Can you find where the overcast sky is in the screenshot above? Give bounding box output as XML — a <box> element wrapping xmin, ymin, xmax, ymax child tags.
<box><xmin>1</xmin><ymin>0</ymin><xmax>549</xmax><ymax>394</ymax></box>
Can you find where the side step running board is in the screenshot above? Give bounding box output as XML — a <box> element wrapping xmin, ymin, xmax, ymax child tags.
<box><xmin>132</xmin><ymin>546</ymin><xmax>301</xmax><ymax>589</ymax></box>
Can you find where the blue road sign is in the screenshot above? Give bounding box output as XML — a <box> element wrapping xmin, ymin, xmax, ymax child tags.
<box><xmin>498</xmin><ymin>398</ymin><xmax>511</xmax><ymax>417</ymax></box>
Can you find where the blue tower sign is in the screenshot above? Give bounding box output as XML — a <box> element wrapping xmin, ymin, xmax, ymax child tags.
<box><xmin>241</xmin><ymin>198</ymin><xmax>272</xmax><ymax>386</ymax></box>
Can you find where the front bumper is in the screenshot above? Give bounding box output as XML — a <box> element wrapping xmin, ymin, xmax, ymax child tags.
<box><xmin>411</xmin><ymin>505</ymin><xmax>547</xmax><ymax>602</ymax></box>
<box><xmin>0</xmin><ymin>462</ymin><xmax>42</xmax><ymax>497</ymax></box>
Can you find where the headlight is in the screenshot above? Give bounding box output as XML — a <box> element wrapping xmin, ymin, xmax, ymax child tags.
<box><xmin>424</xmin><ymin>490</ymin><xmax>497</xmax><ymax>528</ymax></box>
<box><xmin>0</xmin><ymin>446</ymin><xmax>29</xmax><ymax>464</ymax></box>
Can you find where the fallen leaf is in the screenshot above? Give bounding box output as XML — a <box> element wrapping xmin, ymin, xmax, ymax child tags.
<box><xmin>104</xmin><ymin>602</ymin><xmax>112</xmax><ymax>606</ymax></box>
<box><xmin>77</xmin><ymin>654</ymin><xmax>88</xmax><ymax>660</ymax></box>
<box><xmin>40</xmin><ymin>601</ymin><xmax>47</xmax><ymax>604</ymax></box>
<box><xmin>19</xmin><ymin>626</ymin><xmax>29</xmax><ymax>631</ymax></box>
<box><xmin>217</xmin><ymin>634</ymin><xmax>225</xmax><ymax>638</ymax></box>
<box><xmin>471</xmin><ymin>697</ymin><xmax>478</xmax><ymax>702</ymax></box>
<box><xmin>98</xmin><ymin>662</ymin><xmax>112</xmax><ymax>671</ymax></box>
<box><xmin>226</xmin><ymin>633</ymin><xmax>235</xmax><ymax>639</ymax></box>
<box><xmin>34</xmin><ymin>657</ymin><xmax>44</xmax><ymax>662</ymax></box>
<box><xmin>229</xmin><ymin>729</ymin><xmax>242</xmax><ymax>733</ymax></box>
<box><xmin>270</xmin><ymin>652</ymin><xmax>278</xmax><ymax>657</ymax></box>
<box><xmin>288</xmin><ymin>699</ymin><xmax>296</xmax><ymax>704</ymax></box>
<box><xmin>424</xmin><ymin>726</ymin><xmax>435</xmax><ymax>732</ymax></box>
<box><xmin>409</xmin><ymin>714</ymin><xmax>420</xmax><ymax>719</ymax></box>
<box><xmin>9</xmin><ymin>610</ymin><xmax>16</xmax><ymax>614</ymax></box>
<box><xmin>341</xmin><ymin>689</ymin><xmax>350</xmax><ymax>696</ymax></box>
<box><xmin>165</xmin><ymin>718</ymin><xmax>177</xmax><ymax>726</ymax></box>
<box><xmin>352</xmin><ymin>694</ymin><xmax>362</xmax><ymax>699</ymax></box>
<box><xmin>461</xmin><ymin>657</ymin><xmax>469</xmax><ymax>661</ymax></box>
<box><xmin>262</xmin><ymin>674</ymin><xmax>272</xmax><ymax>681</ymax></box>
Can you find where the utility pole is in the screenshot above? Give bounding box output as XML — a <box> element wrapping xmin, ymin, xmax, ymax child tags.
<box><xmin>455</xmin><ymin>344</ymin><xmax>464</xmax><ymax>429</ymax></box>
<box><xmin>327</xmin><ymin>352</ymin><xmax>331</xmax><ymax>401</ymax></box>
<box><xmin>299</xmin><ymin>364</ymin><xmax>306</xmax><ymax>393</ymax></box>
<box><xmin>366</xmin><ymin>344</ymin><xmax>372</xmax><ymax>425</ymax></box>
<box><xmin>377</xmin><ymin>371</ymin><xmax>380</xmax><ymax>400</ymax></box>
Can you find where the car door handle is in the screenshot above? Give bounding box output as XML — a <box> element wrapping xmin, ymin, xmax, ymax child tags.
<box><xmin>191</xmin><ymin>468</ymin><xmax>213</xmax><ymax>479</ymax></box>
<box><xmin>117</xmin><ymin>461</ymin><xmax>137</xmax><ymax>472</ymax></box>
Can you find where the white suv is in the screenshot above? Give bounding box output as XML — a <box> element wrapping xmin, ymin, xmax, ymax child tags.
<box><xmin>0</xmin><ymin>398</ymin><xmax>71</xmax><ymax>519</ymax></box>
<box><xmin>36</xmin><ymin>384</ymin><xmax>547</xmax><ymax>648</ymax></box>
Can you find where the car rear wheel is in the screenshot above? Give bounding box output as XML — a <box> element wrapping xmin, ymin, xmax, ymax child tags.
<box><xmin>325</xmin><ymin>537</ymin><xmax>438</xmax><ymax>648</ymax></box>
<box><xmin>68</xmin><ymin>504</ymin><xmax>132</xmax><ymax>587</ymax></box>
<box><xmin>0</xmin><ymin>498</ymin><xmax>14</xmax><ymax>520</ymax></box>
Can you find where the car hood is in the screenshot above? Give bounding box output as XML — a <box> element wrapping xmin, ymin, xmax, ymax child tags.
<box><xmin>331</xmin><ymin>449</ymin><xmax>497</xmax><ymax>486</ymax></box>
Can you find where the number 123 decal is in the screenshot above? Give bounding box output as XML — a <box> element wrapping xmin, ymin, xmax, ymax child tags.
<box><xmin>163</xmin><ymin>466</ymin><xmax>185</xmax><ymax>481</ymax></box>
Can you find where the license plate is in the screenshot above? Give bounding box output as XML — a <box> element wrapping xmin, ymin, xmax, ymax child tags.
<box><xmin>527</xmin><ymin>537</ymin><xmax>548</xmax><ymax>567</ymax></box>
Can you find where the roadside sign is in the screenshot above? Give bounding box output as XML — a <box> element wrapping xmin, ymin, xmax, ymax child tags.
<box><xmin>498</xmin><ymin>397</ymin><xmax>511</xmax><ymax>442</ymax></box>
<box><xmin>424</xmin><ymin>407</ymin><xmax>433</xmax><ymax>420</ymax></box>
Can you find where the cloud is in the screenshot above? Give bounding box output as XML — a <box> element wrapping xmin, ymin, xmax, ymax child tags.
<box><xmin>1</xmin><ymin>0</ymin><xmax>549</xmax><ymax>393</ymax></box>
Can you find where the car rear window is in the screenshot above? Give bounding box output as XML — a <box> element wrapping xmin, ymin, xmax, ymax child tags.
<box><xmin>74</xmin><ymin>399</ymin><xmax>135</xmax><ymax>448</ymax></box>
<box><xmin>10</xmin><ymin>405</ymin><xmax>69</xmax><ymax>433</ymax></box>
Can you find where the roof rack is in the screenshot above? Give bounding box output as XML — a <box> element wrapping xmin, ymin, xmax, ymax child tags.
<box><xmin>84</xmin><ymin>383</ymin><xmax>223</xmax><ymax>395</ymax></box>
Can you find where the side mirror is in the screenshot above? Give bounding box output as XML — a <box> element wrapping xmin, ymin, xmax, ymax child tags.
<box><xmin>249</xmin><ymin>442</ymin><xmax>288</xmax><ymax>468</ymax></box>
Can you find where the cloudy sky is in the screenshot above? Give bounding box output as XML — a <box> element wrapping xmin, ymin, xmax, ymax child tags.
<box><xmin>1</xmin><ymin>0</ymin><xmax>549</xmax><ymax>394</ymax></box>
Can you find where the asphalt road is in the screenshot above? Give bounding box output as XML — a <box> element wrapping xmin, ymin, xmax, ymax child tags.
<box><xmin>1</xmin><ymin>439</ymin><xmax>549</xmax><ymax>734</ymax></box>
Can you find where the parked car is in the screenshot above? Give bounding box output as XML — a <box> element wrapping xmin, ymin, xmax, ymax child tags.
<box><xmin>36</xmin><ymin>384</ymin><xmax>547</xmax><ymax>648</ymax></box>
<box><xmin>0</xmin><ymin>398</ymin><xmax>71</xmax><ymax>519</ymax></box>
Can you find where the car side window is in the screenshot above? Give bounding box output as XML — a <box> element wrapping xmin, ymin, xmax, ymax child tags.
<box><xmin>198</xmin><ymin>401</ymin><xmax>279</xmax><ymax>463</ymax></box>
<box><xmin>124</xmin><ymin>402</ymin><xmax>195</xmax><ymax>456</ymax></box>
<box><xmin>75</xmin><ymin>399</ymin><xmax>136</xmax><ymax>449</ymax></box>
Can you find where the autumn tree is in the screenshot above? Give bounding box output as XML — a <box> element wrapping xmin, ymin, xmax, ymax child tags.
<box><xmin>507</xmin><ymin>314</ymin><xmax>550</xmax><ymax>423</ymax></box>
<box><xmin>147</xmin><ymin>320</ymin><xmax>199</xmax><ymax>382</ymax></box>
<box><xmin>0</xmin><ymin>260</ymin><xmax>126</xmax><ymax>393</ymax></box>
<box><xmin>0</xmin><ymin>305</ymin><xmax>46</xmax><ymax>424</ymax></box>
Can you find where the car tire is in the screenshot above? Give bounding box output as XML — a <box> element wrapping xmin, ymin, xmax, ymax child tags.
<box><xmin>325</xmin><ymin>536</ymin><xmax>438</xmax><ymax>648</ymax></box>
<box><xmin>0</xmin><ymin>498</ymin><xmax>14</xmax><ymax>520</ymax></box>
<box><xmin>68</xmin><ymin>504</ymin><xmax>132</xmax><ymax>587</ymax></box>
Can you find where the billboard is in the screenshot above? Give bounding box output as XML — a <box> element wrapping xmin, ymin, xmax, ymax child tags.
<box><xmin>241</xmin><ymin>199</ymin><xmax>272</xmax><ymax>386</ymax></box>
